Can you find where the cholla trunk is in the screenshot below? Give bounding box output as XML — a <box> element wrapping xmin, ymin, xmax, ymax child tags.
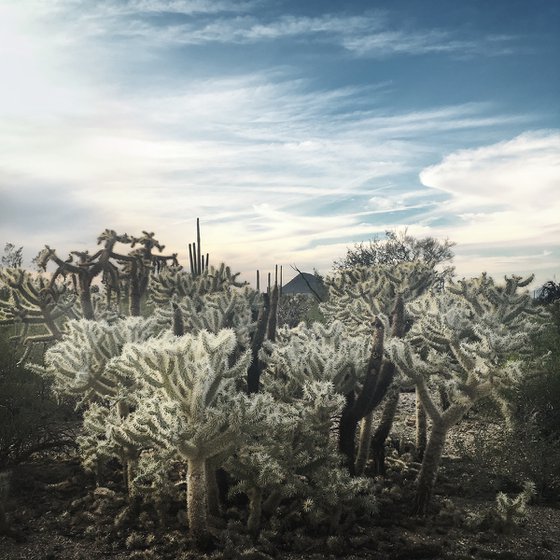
<box><xmin>438</xmin><ymin>386</ymin><xmax>451</xmax><ymax>411</ymax></box>
<box><xmin>413</xmin><ymin>419</ymin><xmax>447</xmax><ymax>515</ymax></box>
<box><xmin>187</xmin><ymin>457</ymin><xmax>209</xmax><ymax>543</ymax></box>
<box><xmin>0</xmin><ymin>473</ymin><xmax>10</xmax><ymax>537</ymax></box>
<box><xmin>79</xmin><ymin>289</ymin><xmax>95</xmax><ymax>320</ymax></box>
<box><xmin>124</xmin><ymin>455</ymin><xmax>135</xmax><ymax>497</ymax></box>
<box><xmin>355</xmin><ymin>411</ymin><xmax>374</xmax><ymax>475</ymax></box>
<box><xmin>247</xmin><ymin>294</ymin><xmax>270</xmax><ymax>394</ymax></box>
<box><xmin>247</xmin><ymin>487</ymin><xmax>263</xmax><ymax>536</ymax></box>
<box><xmin>262</xmin><ymin>488</ymin><xmax>282</xmax><ymax>514</ymax></box>
<box><xmin>371</xmin><ymin>386</ymin><xmax>400</xmax><ymax>475</ymax></box>
<box><xmin>415</xmin><ymin>390</ymin><xmax>427</xmax><ymax>461</ymax></box>
<box><xmin>116</xmin><ymin>401</ymin><xmax>136</xmax><ymax>497</ymax></box>
<box><xmin>413</xmin><ymin>402</ymin><xmax>468</xmax><ymax>514</ymax></box>
<box><xmin>339</xmin><ymin>392</ymin><xmax>358</xmax><ymax>475</ymax></box>
<box><xmin>206</xmin><ymin>464</ymin><xmax>221</xmax><ymax>518</ymax></box>
<box><xmin>329</xmin><ymin>504</ymin><xmax>343</xmax><ymax>532</ymax></box>
<box><xmin>129</xmin><ymin>282</ymin><xmax>141</xmax><ymax>316</ymax></box>
<box><xmin>267</xmin><ymin>284</ymin><xmax>279</xmax><ymax>342</ymax></box>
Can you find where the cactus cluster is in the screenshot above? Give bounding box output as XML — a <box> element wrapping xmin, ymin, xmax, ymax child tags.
<box><xmin>385</xmin><ymin>274</ymin><xmax>545</xmax><ymax>513</ymax></box>
<box><xmin>3</xmin><ymin>225</ymin><xmax>546</xmax><ymax>551</ymax></box>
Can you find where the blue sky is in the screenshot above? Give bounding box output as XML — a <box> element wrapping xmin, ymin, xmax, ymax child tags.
<box><xmin>0</xmin><ymin>0</ymin><xmax>559</xmax><ymax>286</ymax></box>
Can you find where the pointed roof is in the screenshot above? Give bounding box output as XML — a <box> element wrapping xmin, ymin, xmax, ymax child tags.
<box><xmin>282</xmin><ymin>272</ymin><xmax>322</xmax><ymax>295</ymax></box>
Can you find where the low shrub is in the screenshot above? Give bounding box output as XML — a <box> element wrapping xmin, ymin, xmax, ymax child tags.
<box><xmin>0</xmin><ymin>330</ymin><xmax>76</xmax><ymax>468</ymax></box>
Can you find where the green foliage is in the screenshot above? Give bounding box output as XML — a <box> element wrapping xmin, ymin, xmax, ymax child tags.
<box><xmin>334</xmin><ymin>229</ymin><xmax>454</xmax><ymax>273</ymax></box>
<box><xmin>0</xmin><ymin>329</ymin><xmax>74</xmax><ymax>468</ymax></box>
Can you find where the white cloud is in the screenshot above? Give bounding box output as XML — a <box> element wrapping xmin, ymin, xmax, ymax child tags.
<box><xmin>0</xmin><ymin>2</ymin><xmax>554</xmax><ymax>287</ymax></box>
<box><xmin>420</xmin><ymin>131</ymin><xmax>560</xmax><ymax>211</ymax></box>
<box><xmin>418</xmin><ymin>131</ymin><xmax>560</xmax><ymax>284</ymax></box>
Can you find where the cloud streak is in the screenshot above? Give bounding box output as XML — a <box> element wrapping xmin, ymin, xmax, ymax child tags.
<box><xmin>14</xmin><ymin>1</ymin><xmax>520</xmax><ymax>59</ymax></box>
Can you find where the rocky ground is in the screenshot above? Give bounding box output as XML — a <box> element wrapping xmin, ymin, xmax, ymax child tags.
<box><xmin>1</xmin><ymin>394</ymin><xmax>559</xmax><ymax>560</ymax></box>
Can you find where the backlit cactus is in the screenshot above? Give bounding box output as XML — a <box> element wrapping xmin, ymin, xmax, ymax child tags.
<box><xmin>386</xmin><ymin>274</ymin><xmax>544</xmax><ymax>513</ymax></box>
<box><xmin>107</xmin><ymin>329</ymin><xmax>267</xmax><ymax>543</ymax></box>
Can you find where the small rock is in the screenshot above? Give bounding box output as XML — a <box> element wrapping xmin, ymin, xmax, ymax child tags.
<box><xmin>93</xmin><ymin>486</ymin><xmax>117</xmax><ymax>499</ymax></box>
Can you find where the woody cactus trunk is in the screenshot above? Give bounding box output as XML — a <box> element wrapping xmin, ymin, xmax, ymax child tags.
<box><xmin>338</xmin><ymin>294</ymin><xmax>404</xmax><ymax>474</ymax></box>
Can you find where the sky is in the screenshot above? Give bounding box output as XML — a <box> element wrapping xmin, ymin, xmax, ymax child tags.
<box><xmin>0</xmin><ymin>0</ymin><xmax>559</xmax><ymax>288</ymax></box>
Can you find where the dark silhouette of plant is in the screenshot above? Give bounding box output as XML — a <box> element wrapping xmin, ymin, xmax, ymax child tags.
<box><xmin>536</xmin><ymin>280</ymin><xmax>560</xmax><ymax>305</ymax></box>
<box><xmin>334</xmin><ymin>229</ymin><xmax>454</xmax><ymax>275</ymax></box>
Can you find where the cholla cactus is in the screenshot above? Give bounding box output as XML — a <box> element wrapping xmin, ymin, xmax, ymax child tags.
<box><xmin>321</xmin><ymin>262</ymin><xmax>438</xmax><ymax>473</ymax></box>
<box><xmin>30</xmin><ymin>317</ymin><xmax>159</xmax><ymax>404</ymax></box>
<box><xmin>386</xmin><ymin>274</ymin><xmax>543</xmax><ymax>513</ymax></box>
<box><xmin>31</xmin><ymin>316</ymin><xmax>161</xmax><ymax>493</ymax></box>
<box><xmin>77</xmin><ymin>403</ymin><xmax>126</xmax><ymax>480</ymax></box>
<box><xmin>260</xmin><ymin>320</ymin><xmax>371</xmax><ymax>402</ymax></box>
<box><xmin>154</xmin><ymin>288</ymin><xmax>258</xmax><ymax>351</ymax></box>
<box><xmin>226</xmin><ymin>380</ymin><xmax>346</xmax><ymax>535</ymax></box>
<box><xmin>108</xmin><ymin>329</ymin><xmax>267</xmax><ymax>544</ymax></box>
<box><xmin>36</xmin><ymin>230</ymin><xmax>178</xmax><ymax>320</ymax></box>
<box><xmin>321</xmin><ymin>262</ymin><xmax>437</xmax><ymax>334</ymax></box>
<box><xmin>465</xmin><ymin>481</ymin><xmax>536</xmax><ymax>533</ymax></box>
<box><xmin>302</xmin><ymin>462</ymin><xmax>377</xmax><ymax>532</ymax></box>
<box><xmin>150</xmin><ymin>263</ymin><xmax>246</xmax><ymax>306</ymax></box>
<box><xmin>495</xmin><ymin>481</ymin><xmax>536</xmax><ymax>531</ymax></box>
<box><xmin>0</xmin><ymin>268</ymin><xmax>78</xmax><ymax>360</ymax></box>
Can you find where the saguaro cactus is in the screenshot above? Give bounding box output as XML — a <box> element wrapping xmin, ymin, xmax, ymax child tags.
<box><xmin>188</xmin><ymin>218</ymin><xmax>209</xmax><ymax>276</ymax></box>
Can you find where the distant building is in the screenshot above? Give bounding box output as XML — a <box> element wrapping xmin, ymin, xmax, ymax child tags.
<box><xmin>282</xmin><ymin>272</ymin><xmax>323</xmax><ymax>297</ymax></box>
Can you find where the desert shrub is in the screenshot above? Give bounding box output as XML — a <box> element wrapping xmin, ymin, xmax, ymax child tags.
<box><xmin>277</xmin><ymin>294</ymin><xmax>314</xmax><ymax>328</ymax></box>
<box><xmin>0</xmin><ymin>330</ymin><xmax>75</xmax><ymax>468</ymax></box>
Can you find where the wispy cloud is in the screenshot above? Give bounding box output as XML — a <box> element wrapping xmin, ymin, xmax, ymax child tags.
<box><xmin>0</xmin><ymin>68</ymin><xmax>527</xmax><ymax>277</ymax></box>
<box><xmin>342</xmin><ymin>30</ymin><xmax>517</xmax><ymax>58</ymax></box>
<box><xmin>15</xmin><ymin>1</ymin><xmax>520</xmax><ymax>59</ymax></box>
<box><xmin>12</xmin><ymin>0</ymin><xmax>253</xmax><ymax>17</ymax></box>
